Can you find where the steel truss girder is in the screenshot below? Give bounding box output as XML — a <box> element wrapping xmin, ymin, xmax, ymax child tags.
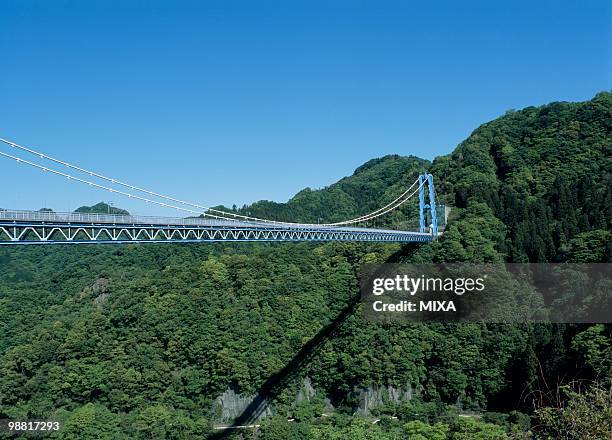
<box><xmin>0</xmin><ymin>222</ymin><xmax>431</xmax><ymax>245</ymax></box>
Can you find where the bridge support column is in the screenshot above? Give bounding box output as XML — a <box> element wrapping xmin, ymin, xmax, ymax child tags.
<box><xmin>419</xmin><ymin>173</ymin><xmax>438</xmax><ymax>239</ymax></box>
<box><xmin>426</xmin><ymin>173</ymin><xmax>438</xmax><ymax>238</ymax></box>
<box><xmin>419</xmin><ymin>174</ymin><xmax>426</xmax><ymax>233</ymax></box>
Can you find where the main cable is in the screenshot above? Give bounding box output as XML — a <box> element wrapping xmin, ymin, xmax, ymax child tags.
<box><xmin>0</xmin><ymin>137</ymin><xmax>259</xmax><ymax>221</ymax></box>
<box><xmin>326</xmin><ymin>178</ymin><xmax>420</xmax><ymax>225</ymax></box>
<box><xmin>0</xmin><ymin>137</ymin><xmax>423</xmax><ymax>227</ymax></box>
<box><xmin>0</xmin><ymin>150</ymin><xmax>253</xmax><ymax>222</ymax></box>
<box><xmin>333</xmin><ymin>178</ymin><xmax>425</xmax><ymax>227</ymax></box>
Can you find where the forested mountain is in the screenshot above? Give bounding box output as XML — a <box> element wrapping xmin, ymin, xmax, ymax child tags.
<box><xmin>75</xmin><ymin>202</ymin><xmax>131</xmax><ymax>216</ymax></box>
<box><xmin>208</xmin><ymin>154</ymin><xmax>429</xmax><ymax>227</ymax></box>
<box><xmin>0</xmin><ymin>93</ymin><xmax>610</xmax><ymax>439</ymax></box>
<box><xmin>242</xmin><ymin>155</ymin><xmax>428</xmax><ymax>224</ymax></box>
<box><xmin>429</xmin><ymin>91</ymin><xmax>611</xmax><ymax>264</ymax></box>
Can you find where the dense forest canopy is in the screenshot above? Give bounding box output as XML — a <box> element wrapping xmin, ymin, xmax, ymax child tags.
<box><xmin>0</xmin><ymin>93</ymin><xmax>610</xmax><ymax>439</ymax></box>
<box><xmin>430</xmin><ymin>91</ymin><xmax>611</xmax><ymax>263</ymax></box>
<box><xmin>212</xmin><ymin>154</ymin><xmax>429</xmax><ymax>226</ymax></box>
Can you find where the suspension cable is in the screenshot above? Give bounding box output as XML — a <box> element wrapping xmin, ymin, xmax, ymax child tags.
<box><xmin>0</xmin><ymin>137</ymin><xmax>258</xmax><ymax>220</ymax></box>
<box><xmin>0</xmin><ymin>137</ymin><xmax>424</xmax><ymax>227</ymax></box>
<box><xmin>326</xmin><ymin>178</ymin><xmax>420</xmax><ymax>225</ymax></box>
<box><xmin>335</xmin><ymin>178</ymin><xmax>425</xmax><ymax>226</ymax></box>
<box><xmin>0</xmin><ymin>150</ymin><xmax>250</xmax><ymax>222</ymax></box>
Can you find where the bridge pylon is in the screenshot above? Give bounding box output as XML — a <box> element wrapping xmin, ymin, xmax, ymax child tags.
<box><xmin>418</xmin><ymin>173</ymin><xmax>438</xmax><ymax>238</ymax></box>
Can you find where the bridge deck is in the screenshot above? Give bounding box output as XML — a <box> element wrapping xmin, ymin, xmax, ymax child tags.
<box><xmin>0</xmin><ymin>210</ymin><xmax>433</xmax><ymax>244</ymax></box>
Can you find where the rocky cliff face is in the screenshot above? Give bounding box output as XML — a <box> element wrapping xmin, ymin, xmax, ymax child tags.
<box><xmin>211</xmin><ymin>378</ymin><xmax>414</xmax><ymax>422</ymax></box>
<box><xmin>211</xmin><ymin>388</ymin><xmax>272</xmax><ymax>422</ymax></box>
<box><xmin>293</xmin><ymin>376</ymin><xmax>316</xmax><ymax>406</ymax></box>
<box><xmin>354</xmin><ymin>384</ymin><xmax>413</xmax><ymax>415</ymax></box>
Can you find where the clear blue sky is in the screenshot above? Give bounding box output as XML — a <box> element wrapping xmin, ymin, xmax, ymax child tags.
<box><xmin>1</xmin><ymin>0</ymin><xmax>610</xmax><ymax>215</ymax></box>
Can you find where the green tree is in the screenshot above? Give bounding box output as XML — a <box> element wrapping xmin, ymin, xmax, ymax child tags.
<box><xmin>61</xmin><ymin>403</ymin><xmax>124</xmax><ymax>440</ymax></box>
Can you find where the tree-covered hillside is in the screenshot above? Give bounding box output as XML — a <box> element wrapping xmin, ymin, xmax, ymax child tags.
<box><xmin>75</xmin><ymin>202</ymin><xmax>130</xmax><ymax>216</ymax></box>
<box><xmin>0</xmin><ymin>93</ymin><xmax>609</xmax><ymax>439</ymax></box>
<box><xmin>429</xmin><ymin>91</ymin><xmax>611</xmax><ymax>263</ymax></box>
<box><xmin>220</xmin><ymin>154</ymin><xmax>429</xmax><ymax>225</ymax></box>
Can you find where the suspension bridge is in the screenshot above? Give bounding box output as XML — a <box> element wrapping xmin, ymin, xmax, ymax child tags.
<box><xmin>0</xmin><ymin>138</ymin><xmax>440</xmax><ymax>245</ymax></box>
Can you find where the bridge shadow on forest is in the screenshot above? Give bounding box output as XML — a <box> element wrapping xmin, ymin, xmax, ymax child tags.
<box><xmin>208</xmin><ymin>244</ymin><xmax>420</xmax><ymax>439</ymax></box>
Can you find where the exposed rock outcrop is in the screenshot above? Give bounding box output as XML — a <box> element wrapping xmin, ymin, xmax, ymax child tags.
<box><xmin>211</xmin><ymin>388</ymin><xmax>273</xmax><ymax>422</ymax></box>
<box><xmin>294</xmin><ymin>376</ymin><xmax>316</xmax><ymax>406</ymax></box>
<box><xmin>354</xmin><ymin>384</ymin><xmax>413</xmax><ymax>415</ymax></box>
<box><xmin>211</xmin><ymin>379</ymin><xmax>413</xmax><ymax>422</ymax></box>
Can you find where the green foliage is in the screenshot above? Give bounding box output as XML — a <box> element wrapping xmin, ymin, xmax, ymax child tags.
<box><xmin>568</xmin><ymin>230</ymin><xmax>611</xmax><ymax>262</ymax></box>
<box><xmin>435</xmin><ymin>203</ymin><xmax>506</xmax><ymax>263</ymax></box>
<box><xmin>431</xmin><ymin>91</ymin><xmax>611</xmax><ymax>263</ymax></box>
<box><xmin>397</xmin><ymin>400</ymin><xmax>453</xmax><ymax>423</ymax></box>
<box><xmin>0</xmin><ymin>242</ymin><xmax>529</xmax><ymax>437</ymax></box>
<box><xmin>257</xmin><ymin>416</ymin><xmax>311</xmax><ymax>440</ymax></box>
<box><xmin>61</xmin><ymin>403</ymin><xmax>124</xmax><ymax>440</ymax></box>
<box><xmin>448</xmin><ymin>418</ymin><xmax>508</xmax><ymax>439</ymax></box>
<box><xmin>292</xmin><ymin>397</ymin><xmax>326</xmax><ymax>422</ymax></box>
<box><xmin>129</xmin><ymin>404</ymin><xmax>210</xmax><ymax>439</ymax></box>
<box><xmin>250</xmin><ymin>414</ymin><xmax>513</xmax><ymax>440</ymax></box>
<box><xmin>402</xmin><ymin>420</ymin><xmax>449</xmax><ymax>439</ymax></box>
<box><xmin>532</xmin><ymin>384</ymin><xmax>612</xmax><ymax>440</ymax></box>
<box><xmin>482</xmin><ymin>410</ymin><xmax>530</xmax><ymax>432</ymax></box>
<box><xmin>570</xmin><ymin>324</ymin><xmax>611</xmax><ymax>377</ymax></box>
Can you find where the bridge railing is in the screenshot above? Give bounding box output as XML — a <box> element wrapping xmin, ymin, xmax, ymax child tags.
<box><xmin>0</xmin><ymin>209</ymin><xmax>253</xmax><ymax>227</ymax></box>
